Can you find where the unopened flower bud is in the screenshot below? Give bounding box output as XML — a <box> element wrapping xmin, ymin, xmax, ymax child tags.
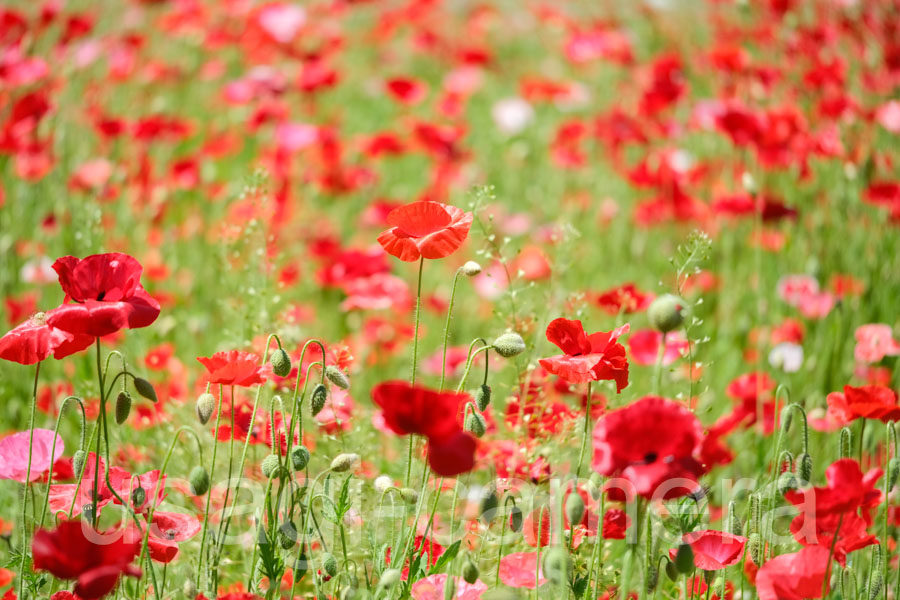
<box><xmin>778</xmin><ymin>471</ymin><xmax>798</xmax><ymax>495</ymax></box>
<box><xmin>869</xmin><ymin>571</ymin><xmax>884</xmax><ymax>600</ymax></box>
<box><xmin>330</xmin><ymin>453</ymin><xmax>359</xmax><ymax>472</ymax></box>
<box><xmin>325</xmin><ymin>365</ymin><xmax>350</xmax><ymax>390</ymax></box>
<box><xmin>196</xmin><ymin>392</ymin><xmax>216</xmax><ymax>425</ymax></box>
<box><xmin>271</xmin><ymin>348</ymin><xmax>292</xmax><ymax>377</ymax></box>
<box><xmin>648</xmin><ymin>294</ymin><xmax>687</xmax><ymax>333</ymax></box>
<box><xmin>461</xmin><ymin>261</ymin><xmax>482</xmax><ymax>277</ymax></box>
<box><xmin>189</xmin><ymin>465</ymin><xmax>210</xmax><ymax>495</ymax></box>
<box><xmin>541</xmin><ymin>548</ymin><xmax>573</xmax><ymax>585</ymax></box>
<box><xmin>400</xmin><ymin>487</ymin><xmax>419</xmax><ymax>504</ymax></box>
<box><xmin>887</xmin><ymin>457</ymin><xmax>899</xmax><ymax>491</ymax></box>
<box><xmin>294</xmin><ymin>550</ymin><xmax>309</xmax><ymax>581</ymax></box>
<box><xmin>797</xmin><ymin>452</ymin><xmax>813</xmax><ymax>483</ymax></box>
<box><xmin>665</xmin><ymin>560</ymin><xmax>679</xmax><ymax>582</ymax></box>
<box><xmin>261</xmin><ymin>454</ymin><xmax>281</xmax><ymax>478</ymax></box>
<box><xmin>475</xmin><ymin>384</ymin><xmax>491</xmax><ymax>411</ymax></box>
<box><xmin>509</xmin><ymin>505</ymin><xmax>523</xmax><ymax>532</ymax></box>
<box><xmin>82</xmin><ymin>503</ymin><xmax>95</xmax><ymax>523</ymax></box>
<box><xmin>131</xmin><ymin>486</ymin><xmax>146</xmax><ymax>508</ymax></box>
<box><xmin>674</xmin><ymin>544</ymin><xmax>694</xmax><ymax>574</ymax></box>
<box><xmin>73</xmin><ymin>450</ymin><xmax>86</xmax><ymax>476</ymax></box>
<box><xmin>727</xmin><ymin>502</ymin><xmax>742</xmax><ymax>536</ymax></box>
<box><xmin>480</xmin><ymin>491</ymin><xmax>499</xmax><ymax>523</ymax></box>
<box><xmin>311</xmin><ymin>384</ymin><xmax>328</xmax><ymax>416</ymax></box>
<box><xmin>646</xmin><ymin>564</ymin><xmax>659</xmax><ymax>593</ymax></box>
<box><xmin>565</xmin><ymin>492</ymin><xmax>585</xmax><ymax>525</ymax></box>
<box><xmin>183</xmin><ymin>579</ymin><xmax>197</xmax><ymax>598</ymax></box>
<box><xmin>749</xmin><ymin>533</ymin><xmax>762</xmax><ymax>564</ymax></box>
<box><xmin>378</xmin><ymin>569</ymin><xmax>401</xmax><ymax>590</ymax></box>
<box><xmin>462</xmin><ymin>557</ymin><xmax>479</xmax><ymax>584</ymax></box>
<box><xmin>290</xmin><ymin>446</ymin><xmax>311</xmax><ymax>471</ymax></box>
<box><xmin>840</xmin><ymin>428</ymin><xmax>852</xmax><ymax>459</ymax></box>
<box><xmin>374</xmin><ymin>475</ymin><xmax>393</xmax><ymax>494</ymax></box>
<box><xmin>492</xmin><ymin>332</ymin><xmax>526</xmax><ymax>358</ymax></box>
<box><xmin>133</xmin><ymin>377</ymin><xmax>158</xmax><ymax>403</ymax></box>
<box><xmin>321</xmin><ymin>552</ymin><xmax>338</xmax><ymax>577</ymax></box>
<box><xmin>115</xmin><ymin>391</ymin><xmax>132</xmax><ymax>425</ymax></box>
<box><xmin>465</xmin><ymin>412</ymin><xmax>487</xmax><ymax>437</ymax></box>
<box><xmin>278</xmin><ymin>521</ymin><xmax>297</xmax><ymax>549</ymax></box>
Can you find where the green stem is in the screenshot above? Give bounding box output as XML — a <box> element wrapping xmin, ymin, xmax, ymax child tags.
<box><xmin>576</xmin><ymin>381</ymin><xmax>592</xmax><ymax>478</ymax></box>
<box><xmin>38</xmin><ymin>396</ymin><xmax>85</xmax><ymax>529</ymax></box>
<box><xmin>406</xmin><ymin>257</ymin><xmax>426</xmax><ymax>488</ymax></box>
<box><xmin>18</xmin><ymin>360</ymin><xmax>40</xmax><ymax>600</ymax></box>
<box><xmin>196</xmin><ymin>385</ymin><xmax>223</xmax><ymax>592</ymax></box>
<box><xmin>439</xmin><ymin>268</ymin><xmax>463</xmax><ymax>392</ymax></box>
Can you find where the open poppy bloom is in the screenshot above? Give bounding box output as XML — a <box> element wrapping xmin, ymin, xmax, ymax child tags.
<box><xmin>678</xmin><ymin>530</ymin><xmax>747</xmax><ymax>570</ymax></box>
<box><xmin>0</xmin><ymin>428</ymin><xmax>64</xmax><ymax>483</ymax></box>
<box><xmin>592</xmin><ymin>396</ymin><xmax>703</xmax><ymax>499</ymax></box>
<box><xmin>32</xmin><ymin>520</ymin><xmax>142</xmax><ymax>599</ymax></box>
<box><xmin>46</xmin><ymin>253</ymin><xmax>160</xmax><ymax>338</ymax></box>
<box><xmin>376</xmin><ymin>201</ymin><xmax>473</xmax><ymax>262</ymax></box>
<box><xmin>538</xmin><ymin>318</ymin><xmax>630</xmax><ymax>391</ymax></box>
<box><xmin>755</xmin><ymin>545</ymin><xmax>830</xmax><ymax>600</ymax></box>
<box><xmin>0</xmin><ymin>309</ymin><xmax>93</xmax><ymax>364</ymax></box>
<box><xmin>825</xmin><ymin>384</ymin><xmax>900</xmax><ymax>423</ymax></box>
<box><xmin>197</xmin><ymin>350</ymin><xmax>270</xmax><ymax>387</ymax></box>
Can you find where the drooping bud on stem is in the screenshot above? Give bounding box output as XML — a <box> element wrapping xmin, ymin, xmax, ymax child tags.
<box><xmin>115</xmin><ymin>391</ymin><xmax>132</xmax><ymax>425</ymax></box>
<box><xmin>310</xmin><ymin>384</ymin><xmax>328</xmax><ymax>416</ymax></box>
<box><xmin>290</xmin><ymin>446</ymin><xmax>310</xmax><ymax>471</ymax></box>
<box><xmin>261</xmin><ymin>454</ymin><xmax>281</xmax><ymax>478</ymax></box>
<box><xmin>461</xmin><ymin>261</ymin><xmax>482</xmax><ymax>277</ymax></box>
<box><xmin>325</xmin><ymin>365</ymin><xmax>350</xmax><ymax>390</ymax></box>
<box><xmin>330</xmin><ymin>453</ymin><xmax>360</xmax><ymax>472</ymax></box>
<box><xmin>492</xmin><ymin>333</ymin><xmax>526</xmax><ymax>358</ymax></box>
<box><xmin>647</xmin><ymin>294</ymin><xmax>687</xmax><ymax>333</ymax></box>
<box><xmin>840</xmin><ymin>427</ymin><xmax>852</xmax><ymax>459</ymax></box>
<box><xmin>196</xmin><ymin>392</ymin><xmax>216</xmax><ymax>425</ymax></box>
<box><xmin>474</xmin><ymin>384</ymin><xmax>492</xmax><ymax>411</ymax></box>
<box><xmin>132</xmin><ymin>377</ymin><xmax>158</xmax><ymax>403</ymax></box>
<box><xmin>270</xmin><ymin>348</ymin><xmax>292</xmax><ymax>378</ymax></box>
<box><xmin>189</xmin><ymin>465</ymin><xmax>210</xmax><ymax>496</ymax></box>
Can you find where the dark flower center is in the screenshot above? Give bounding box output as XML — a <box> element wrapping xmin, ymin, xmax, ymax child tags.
<box><xmin>643</xmin><ymin>452</ymin><xmax>658</xmax><ymax>464</ymax></box>
<box><xmin>96</xmin><ymin>291</ymin><xmax>106</xmax><ymax>301</ymax></box>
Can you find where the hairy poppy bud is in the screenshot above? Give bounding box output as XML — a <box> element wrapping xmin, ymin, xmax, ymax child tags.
<box><xmin>189</xmin><ymin>465</ymin><xmax>210</xmax><ymax>495</ymax></box>
<box><xmin>840</xmin><ymin>428</ymin><xmax>852</xmax><ymax>459</ymax></box>
<box><xmin>749</xmin><ymin>533</ymin><xmax>762</xmax><ymax>564</ymax></box>
<box><xmin>778</xmin><ymin>471</ymin><xmax>798</xmax><ymax>495</ymax></box>
<box><xmin>665</xmin><ymin>560</ymin><xmax>679</xmax><ymax>582</ymax></box>
<box><xmin>278</xmin><ymin>521</ymin><xmax>297</xmax><ymax>549</ymax></box>
<box><xmin>674</xmin><ymin>544</ymin><xmax>694</xmax><ymax>574</ymax></box>
<box><xmin>73</xmin><ymin>450</ymin><xmax>86</xmax><ymax>476</ymax></box>
<box><xmin>541</xmin><ymin>548</ymin><xmax>573</xmax><ymax>586</ymax></box>
<box><xmin>492</xmin><ymin>333</ymin><xmax>526</xmax><ymax>358</ymax></box>
<box><xmin>183</xmin><ymin>580</ymin><xmax>197</xmax><ymax>598</ymax></box>
<box><xmin>443</xmin><ymin>574</ymin><xmax>457</xmax><ymax>600</ymax></box>
<box><xmin>400</xmin><ymin>487</ymin><xmax>419</xmax><ymax>504</ymax></box>
<box><xmin>475</xmin><ymin>384</ymin><xmax>491</xmax><ymax>411</ymax></box>
<box><xmin>294</xmin><ymin>550</ymin><xmax>310</xmax><ymax>581</ymax></box>
<box><xmin>648</xmin><ymin>294</ymin><xmax>687</xmax><ymax>333</ymax></box>
<box><xmin>133</xmin><ymin>377</ymin><xmax>158</xmax><ymax>403</ymax></box>
<box><xmin>480</xmin><ymin>491</ymin><xmax>499</xmax><ymax>523</ymax></box>
<box><xmin>374</xmin><ymin>475</ymin><xmax>393</xmax><ymax>494</ymax></box>
<box><xmin>565</xmin><ymin>492</ymin><xmax>585</xmax><ymax>525</ymax></box>
<box><xmin>509</xmin><ymin>505</ymin><xmax>523</xmax><ymax>532</ymax></box>
<box><xmin>727</xmin><ymin>502</ymin><xmax>742</xmax><ymax>536</ymax></box>
<box><xmin>461</xmin><ymin>261</ymin><xmax>482</xmax><ymax>277</ymax></box>
<box><xmin>378</xmin><ymin>569</ymin><xmax>401</xmax><ymax>590</ymax></box>
<box><xmin>311</xmin><ymin>384</ymin><xmax>328</xmax><ymax>416</ymax></box>
<box><xmin>462</xmin><ymin>557</ymin><xmax>479</xmax><ymax>584</ymax></box>
<box><xmin>291</xmin><ymin>445</ymin><xmax>311</xmax><ymax>471</ymax></box>
<box><xmin>887</xmin><ymin>458</ymin><xmax>899</xmax><ymax>491</ymax></box>
<box><xmin>325</xmin><ymin>365</ymin><xmax>350</xmax><ymax>390</ymax></box>
<box><xmin>869</xmin><ymin>571</ymin><xmax>884</xmax><ymax>600</ymax></box>
<box><xmin>780</xmin><ymin>406</ymin><xmax>793</xmax><ymax>432</ymax></box>
<box><xmin>330</xmin><ymin>453</ymin><xmax>359</xmax><ymax>472</ymax></box>
<box><xmin>341</xmin><ymin>588</ymin><xmax>358</xmax><ymax>600</ymax></box>
<box><xmin>465</xmin><ymin>412</ymin><xmax>487</xmax><ymax>437</ymax></box>
<box><xmin>131</xmin><ymin>485</ymin><xmax>146</xmax><ymax>508</ymax></box>
<box><xmin>321</xmin><ymin>552</ymin><xmax>338</xmax><ymax>577</ymax></box>
<box><xmin>261</xmin><ymin>454</ymin><xmax>281</xmax><ymax>478</ymax></box>
<box><xmin>115</xmin><ymin>391</ymin><xmax>132</xmax><ymax>425</ymax></box>
<box><xmin>82</xmin><ymin>503</ymin><xmax>95</xmax><ymax>523</ymax></box>
<box><xmin>646</xmin><ymin>564</ymin><xmax>659</xmax><ymax>593</ymax></box>
<box><xmin>797</xmin><ymin>453</ymin><xmax>813</xmax><ymax>483</ymax></box>
<box><xmin>196</xmin><ymin>392</ymin><xmax>216</xmax><ymax>425</ymax></box>
<box><xmin>271</xmin><ymin>348</ymin><xmax>292</xmax><ymax>377</ymax></box>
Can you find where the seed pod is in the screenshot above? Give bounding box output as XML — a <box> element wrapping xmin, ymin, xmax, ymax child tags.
<box><xmin>278</xmin><ymin>521</ymin><xmax>297</xmax><ymax>549</ymax></box>
<box><xmin>840</xmin><ymin>428</ymin><xmax>852</xmax><ymax>459</ymax></box>
<box><xmin>378</xmin><ymin>569</ymin><xmax>401</xmax><ymax>591</ymax></box>
<box><xmin>462</xmin><ymin>557</ymin><xmax>479</xmax><ymax>584</ymax></box>
<box><xmin>480</xmin><ymin>492</ymin><xmax>499</xmax><ymax>523</ymax></box>
<box><xmin>196</xmin><ymin>392</ymin><xmax>216</xmax><ymax>425</ymax></box>
<box><xmin>887</xmin><ymin>457</ymin><xmax>899</xmax><ymax>491</ymax></box>
<box><xmin>461</xmin><ymin>261</ymin><xmax>482</xmax><ymax>277</ymax></box>
<box><xmin>475</xmin><ymin>384</ymin><xmax>492</xmax><ymax>411</ymax></box>
<box><xmin>797</xmin><ymin>453</ymin><xmax>813</xmax><ymax>484</ymax></box>
<box><xmin>400</xmin><ymin>487</ymin><xmax>419</xmax><ymax>504</ymax></box>
<box><xmin>565</xmin><ymin>493</ymin><xmax>585</xmax><ymax>525</ymax></box>
<box><xmin>311</xmin><ymin>384</ymin><xmax>328</xmax><ymax>416</ymax></box>
<box><xmin>290</xmin><ymin>445</ymin><xmax>311</xmax><ymax>471</ymax></box>
<box><xmin>261</xmin><ymin>454</ymin><xmax>281</xmax><ymax>478</ymax></box>
<box><xmin>465</xmin><ymin>412</ymin><xmax>487</xmax><ymax>437</ymax></box>
<box><xmin>189</xmin><ymin>465</ymin><xmax>210</xmax><ymax>496</ymax></box>
<box><xmin>132</xmin><ymin>377</ymin><xmax>158</xmax><ymax>402</ymax></box>
<box><xmin>492</xmin><ymin>333</ymin><xmax>526</xmax><ymax>358</ymax></box>
<box><xmin>541</xmin><ymin>548</ymin><xmax>573</xmax><ymax>586</ymax></box>
<box><xmin>647</xmin><ymin>294</ymin><xmax>687</xmax><ymax>333</ymax></box>
<box><xmin>665</xmin><ymin>560</ymin><xmax>679</xmax><ymax>582</ymax></box>
<box><xmin>509</xmin><ymin>505</ymin><xmax>523</xmax><ymax>532</ymax></box>
<box><xmin>115</xmin><ymin>391</ymin><xmax>132</xmax><ymax>425</ymax></box>
<box><xmin>325</xmin><ymin>365</ymin><xmax>351</xmax><ymax>390</ymax></box>
<box><xmin>321</xmin><ymin>552</ymin><xmax>338</xmax><ymax>578</ymax></box>
<box><xmin>330</xmin><ymin>453</ymin><xmax>359</xmax><ymax>473</ymax></box>
<box><xmin>131</xmin><ymin>486</ymin><xmax>146</xmax><ymax>508</ymax></box>
<box><xmin>73</xmin><ymin>450</ymin><xmax>86</xmax><ymax>476</ymax></box>
<box><xmin>270</xmin><ymin>348</ymin><xmax>292</xmax><ymax>377</ymax></box>
<box><xmin>674</xmin><ymin>544</ymin><xmax>694</xmax><ymax>574</ymax></box>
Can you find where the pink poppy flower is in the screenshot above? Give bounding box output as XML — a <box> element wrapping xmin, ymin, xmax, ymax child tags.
<box><xmin>853</xmin><ymin>324</ymin><xmax>900</xmax><ymax>363</ymax></box>
<box><xmin>627</xmin><ymin>329</ymin><xmax>689</xmax><ymax>366</ymax></box>
<box><xmin>411</xmin><ymin>574</ymin><xmax>487</xmax><ymax>599</ymax></box>
<box><xmin>0</xmin><ymin>428</ymin><xmax>64</xmax><ymax>483</ymax></box>
<box><xmin>497</xmin><ymin>552</ymin><xmax>546</xmax><ymax>589</ymax></box>
<box><xmin>679</xmin><ymin>530</ymin><xmax>747</xmax><ymax>570</ymax></box>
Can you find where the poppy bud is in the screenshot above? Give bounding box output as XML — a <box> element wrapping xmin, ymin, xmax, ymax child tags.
<box><xmin>748</xmin><ymin>533</ymin><xmax>762</xmax><ymax>565</ymax></box>
<box><xmin>330</xmin><ymin>453</ymin><xmax>359</xmax><ymax>472</ymax></box>
<box><xmin>797</xmin><ymin>453</ymin><xmax>813</xmax><ymax>483</ymax></box>
<box><xmin>278</xmin><ymin>521</ymin><xmax>297</xmax><ymax>549</ymax></box>
<box><xmin>777</xmin><ymin>471</ymin><xmax>798</xmax><ymax>496</ymax></box>
<box><xmin>509</xmin><ymin>505</ymin><xmax>523</xmax><ymax>532</ymax></box>
<box><xmin>443</xmin><ymin>574</ymin><xmax>457</xmax><ymax>600</ymax></box>
<box><xmin>674</xmin><ymin>544</ymin><xmax>694</xmax><ymax>574</ymax></box>
<box><xmin>189</xmin><ymin>465</ymin><xmax>210</xmax><ymax>496</ymax></box>
<box><xmin>325</xmin><ymin>365</ymin><xmax>351</xmax><ymax>390</ymax></box>
<box><xmin>727</xmin><ymin>502</ymin><xmax>742</xmax><ymax>536</ymax></box>
<box><xmin>703</xmin><ymin>569</ymin><xmax>716</xmax><ymax>584</ymax></box>
<box><xmin>480</xmin><ymin>491</ymin><xmax>499</xmax><ymax>523</ymax></box>
<box><xmin>492</xmin><ymin>333</ymin><xmax>526</xmax><ymax>358</ymax></box>
<box><xmin>465</xmin><ymin>412</ymin><xmax>487</xmax><ymax>437</ymax></box>
<box><xmin>131</xmin><ymin>486</ymin><xmax>146</xmax><ymax>507</ymax></box>
<box><xmin>869</xmin><ymin>571</ymin><xmax>883</xmax><ymax>600</ymax></box>
<box><xmin>400</xmin><ymin>487</ymin><xmax>419</xmax><ymax>504</ymax></box>
<box><xmin>565</xmin><ymin>493</ymin><xmax>585</xmax><ymax>525</ymax></box>
<box><xmin>73</xmin><ymin>449</ymin><xmax>86</xmax><ymax>476</ymax></box>
<box><xmin>378</xmin><ymin>569</ymin><xmax>401</xmax><ymax>591</ymax></box>
<box><xmin>341</xmin><ymin>588</ymin><xmax>358</xmax><ymax>600</ymax></box>
<box><xmin>196</xmin><ymin>392</ymin><xmax>216</xmax><ymax>425</ymax></box>
<box><xmin>133</xmin><ymin>377</ymin><xmax>158</xmax><ymax>403</ymax></box>
<box><xmin>82</xmin><ymin>503</ymin><xmax>95</xmax><ymax>523</ymax></box>
<box><xmin>647</xmin><ymin>294</ymin><xmax>687</xmax><ymax>333</ymax></box>
<box><xmin>887</xmin><ymin>457</ymin><xmax>899</xmax><ymax>491</ymax></box>
<box><xmin>457</xmin><ymin>262</ymin><xmax>480</xmax><ymax>278</ymax></box>
<box><xmin>374</xmin><ymin>475</ymin><xmax>393</xmax><ymax>494</ymax></box>
<box><xmin>462</xmin><ymin>557</ymin><xmax>479</xmax><ymax>584</ymax></box>
<box><xmin>294</xmin><ymin>550</ymin><xmax>310</xmax><ymax>581</ymax></box>
<box><xmin>646</xmin><ymin>564</ymin><xmax>659</xmax><ymax>593</ymax></box>
<box><xmin>115</xmin><ymin>391</ymin><xmax>132</xmax><ymax>425</ymax></box>
<box><xmin>291</xmin><ymin>446</ymin><xmax>311</xmax><ymax>471</ymax></box>
<box><xmin>183</xmin><ymin>580</ymin><xmax>197</xmax><ymax>598</ymax></box>
<box><xmin>741</xmin><ymin>172</ymin><xmax>757</xmax><ymax>194</ymax></box>
<box><xmin>541</xmin><ymin>548</ymin><xmax>573</xmax><ymax>586</ymax></box>
<box><xmin>271</xmin><ymin>348</ymin><xmax>292</xmax><ymax>377</ymax></box>
<box><xmin>714</xmin><ymin>576</ymin><xmax>726</xmax><ymax>599</ymax></box>
<box><xmin>840</xmin><ymin>428</ymin><xmax>852</xmax><ymax>459</ymax></box>
<box><xmin>321</xmin><ymin>552</ymin><xmax>338</xmax><ymax>577</ymax></box>
<box><xmin>665</xmin><ymin>560</ymin><xmax>679</xmax><ymax>582</ymax></box>
<box><xmin>475</xmin><ymin>384</ymin><xmax>492</xmax><ymax>411</ymax></box>
<box><xmin>311</xmin><ymin>384</ymin><xmax>328</xmax><ymax>416</ymax></box>
<box><xmin>780</xmin><ymin>406</ymin><xmax>793</xmax><ymax>432</ymax></box>
<box><xmin>261</xmin><ymin>454</ymin><xmax>281</xmax><ymax>478</ymax></box>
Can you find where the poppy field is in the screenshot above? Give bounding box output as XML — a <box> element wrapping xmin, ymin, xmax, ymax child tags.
<box><xmin>2</xmin><ymin>0</ymin><xmax>900</xmax><ymax>599</ymax></box>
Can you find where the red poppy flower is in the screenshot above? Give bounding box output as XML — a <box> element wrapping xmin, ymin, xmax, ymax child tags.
<box><xmin>594</xmin><ymin>283</ymin><xmax>652</xmax><ymax>315</ymax></box>
<box><xmin>538</xmin><ymin>318</ymin><xmax>630</xmax><ymax>391</ymax></box>
<box><xmin>46</xmin><ymin>253</ymin><xmax>160</xmax><ymax>337</ymax></box>
<box><xmin>825</xmin><ymin>385</ymin><xmax>900</xmax><ymax>423</ymax></box>
<box><xmin>680</xmin><ymin>530</ymin><xmax>747</xmax><ymax>570</ymax></box>
<box><xmin>0</xmin><ymin>309</ymin><xmax>93</xmax><ymax>364</ymax></box>
<box><xmin>376</xmin><ymin>201</ymin><xmax>473</xmax><ymax>262</ymax></box>
<box><xmin>602</xmin><ymin>508</ymin><xmax>630</xmax><ymax>540</ymax></box>
<box><xmin>197</xmin><ymin>351</ymin><xmax>270</xmax><ymax>387</ymax></box>
<box><xmin>32</xmin><ymin>520</ymin><xmax>142</xmax><ymax>599</ymax></box>
<box><xmin>592</xmin><ymin>396</ymin><xmax>703</xmax><ymax>499</ymax></box>
<box><xmin>372</xmin><ymin>381</ymin><xmax>467</xmax><ymax>441</ymax></box>
<box><xmin>755</xmin><ymin>545</ymin><xmax>830</xmax><ymax>600</ymax></box>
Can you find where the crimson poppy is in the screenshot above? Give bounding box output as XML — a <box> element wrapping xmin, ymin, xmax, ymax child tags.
<box><xmin>679</xmin><ymin>530</ymin><xmax>747</xmax><ymax>570</ymax></box>
<box><xmin>825</xmin><ymin>385</ymin><xmax>900</xmax><ymax>423</ymax></box>
<box><xmin>197</xmin><ymin>350</ymin><xmax>270</xmax><ymax>387</ymax></box>
<box><xmin>755</xmin><ymin>545</ymin><xmax>830</xmax><ymax>600</ymax></box>
<box><xmin>594</xmin><ymin>283</ymin><xmax>652</xmax><ymax>315</ymax></box>
<box><xmin>592</xmin><ymin>396</ymin><xmax>703</xmax><ymax>499</ymax></box>
<box><xmin>0</xmin><ymin>309</ymin><xmax>93</xmax><ymax>364</ymax></box>
<box><xmin>372</xmin><ymin>381</ymin><xmax>467</xmax><ymax>440</ymax></box>
<box><xmin>427</xmin><ymin>428</ymin><xmax>476</xmax><ymax>477</ymax></box>
<box><xmin>376</xmin><ymin>201</ymin><xmax>473</xmax><ymax>262</ymax></box>
<box><xmin>538</xmin><ymin>318</ymin><xmax>629</xmax><ymax>391</ymax></box>
<box><xmin>32</xmin><ymin>520</ymin><xmax>142</xmax><ymax>599</ymax></box>
<box><xmin>46</xmin><ymin>253</ymin><xmax>160</xmax><ymax>338</ymax></box>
